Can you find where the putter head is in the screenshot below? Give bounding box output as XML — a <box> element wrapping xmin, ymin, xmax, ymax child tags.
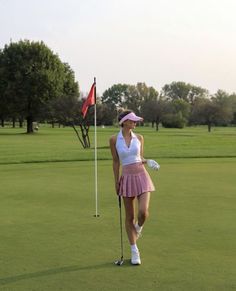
<box><xmin>114</xmin><ymin>259</ymin><xmax>124</xmax><ymax>266</ymax></box>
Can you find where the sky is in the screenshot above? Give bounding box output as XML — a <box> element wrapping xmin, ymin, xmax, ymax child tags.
<box><xmin>1</xmin><ymin>0</ymin><xmax>236</xmax><ymax>96</ymax></box>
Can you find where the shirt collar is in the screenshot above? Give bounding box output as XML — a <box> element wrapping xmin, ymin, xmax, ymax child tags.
<box><xmin>118</xmin><ymin>130</ymin><xmax>136</xmax><ymax>139</ymax></box>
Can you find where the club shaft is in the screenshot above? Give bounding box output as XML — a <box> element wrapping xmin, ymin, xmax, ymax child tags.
<box><xmin>118</xmin><ymin>196</ymin><xmax>124</xmax><ymax>259</ymax></box>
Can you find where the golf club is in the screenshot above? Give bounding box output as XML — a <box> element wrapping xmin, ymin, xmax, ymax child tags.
<box><xmin>114</xmin><ymin>195</ymin><xmax>124</xmax><ymax>266</ymax></box>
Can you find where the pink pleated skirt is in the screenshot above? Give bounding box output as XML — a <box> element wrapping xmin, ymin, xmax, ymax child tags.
<box><xmin>118</xmin><ymin>162</ymin><xmax>155</xmax><ymax>197</ymax></box>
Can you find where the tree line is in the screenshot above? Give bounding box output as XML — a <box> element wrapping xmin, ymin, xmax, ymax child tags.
<box><xmin>101</xmin><ymin>82</ymin><xmax>236</xmax><ymax>132</ymax></box>
<box><xmin>1</xmin><ymin>40</ymin><xmax>236</xmax><ymax>138</ymax></box>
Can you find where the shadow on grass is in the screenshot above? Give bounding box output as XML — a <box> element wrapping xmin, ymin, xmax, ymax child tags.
<box><xmin>0</xmin><ymin>260</ymin><xmax>133</xmax><ymax>286</ymax></box>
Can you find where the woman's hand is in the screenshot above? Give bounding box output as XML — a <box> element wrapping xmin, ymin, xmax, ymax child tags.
<box><xmin>115</xmin><ymin>181</ymin><xmax>120</xmax><ymax>195</ymax></box>
<box><xmin>147</xmin><ymin>159</ymin><xmax>160</xmax><ymax>170</ymax></box>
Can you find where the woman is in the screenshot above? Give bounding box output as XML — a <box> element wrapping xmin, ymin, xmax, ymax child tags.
<box><xmin>109</xmin><ymin>110</ymin><xmax>155</xmax><ymax>265</ymax></box>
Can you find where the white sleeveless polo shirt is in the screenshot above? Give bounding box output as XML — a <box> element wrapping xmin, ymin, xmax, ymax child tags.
<box><xmin>116</xmin><ymin>130</ymin><xmax>142</xmax><ymax>166</ymax></box>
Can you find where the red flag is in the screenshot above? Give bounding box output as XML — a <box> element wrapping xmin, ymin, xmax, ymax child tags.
<box><xmin>82</xmin><ymin>83</ymin><xmax>96</xmax><ymax>118</ymax></box>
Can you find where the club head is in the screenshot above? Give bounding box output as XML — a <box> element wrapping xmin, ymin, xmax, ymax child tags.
<box><xmin>114</xmin><ymin>259</ymin><xmax>124</xmax><ymax>266</ymax></box>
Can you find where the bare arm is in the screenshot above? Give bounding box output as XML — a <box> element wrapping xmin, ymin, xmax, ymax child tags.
<box><xmin>109</xmin><ymin>135</ymin><xmax>120</xmax><ymax>194</ymax></box>
<box><xmin>137</xmin><ymin>134</ymin><xmax>147</xmax><ymax>164</ymax></box>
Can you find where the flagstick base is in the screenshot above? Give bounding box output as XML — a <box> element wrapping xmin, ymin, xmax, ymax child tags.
<box><xmin>94</xmin><ymin>214</ymin><xmax>100</xmax><ymax>217</ymax></box>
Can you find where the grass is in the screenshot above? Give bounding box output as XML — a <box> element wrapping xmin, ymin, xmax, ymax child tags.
<box><xmin>0</xmin><ymin>125</ymin><xmax>236</xmax><ymax>290</ymax></box>
<box><xmin>0</xmin><ymin>125</ymin><xmax>236</xmax><ymax>164</ymax></box>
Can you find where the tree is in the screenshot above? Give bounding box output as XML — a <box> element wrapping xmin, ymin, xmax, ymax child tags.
<box><xmin>1</xmin><ymin>40</ymin><xmax>73</xmax><ymax>133</ymax></box>
<box><xmin>211</xmin><ymin>90</ymin><xmax>233</xmax><ymax>126</ymax></box>
<box><xmin>162</xmin><ymin>81</ymin><xmax>208</xmax><ymax>103</ymax></box>
<box><xmin>0</xmin><ymin>49</ymin><xmax>10</xmax><ymax>127</ymax></box>
<box><xmin>190</xmin><ymin>97</ymin><xmax>219</xmax><ymax>132</ymax></box>
<box><xmin>136</xmin><ymin>83</ymin><xmax>158</xmax><ymax>102</ymax></box>
<box><xmin>161</xmin><ymin>99</ymin><xmax>190</xmax><ymax>128</ymax></box>
<box><xmin>41</xmin><ymin>62</ymin><xmax>79</xmax><ymax>125</ymax></box>
<box><xmin>162</xmin><ymin>112</ymin><xmax>186</xmax><ymax>128</ymax></box>
<box><xmin>141</xmin><ymin>98</ymin><xmax>167</xmax><ymax>130</ymax></box>
<box><xmin>101</xmin><ymin>84</ymin><xmax>128</xmax><ymax>108</ymax></box>
<box><xmin>96</xmin><ymin>102</ymin><xmax>116</xmax><ymax>125</ymax></box>
<box><xmin>228</xmin><ymin>93</ymin><xmax>236</xmax><ymax>124</ymax></box>
<box><xmin>48</xmin><ymin>96</ymin><xmax>91</xmax><ymax>148</ymax></box>
<box><xmin>101</xmin><ymin>82</ymin><xmax>159</xmax><ymax>118</ymax></box>
<box><xmin>124</xmin><ymin>83</ymin><xmax>159</xmax><ymax>114</ymax></box>
<box><xmin>42</xmin><ymin>64</ymin><xmax>96</xmax><ymax>149</ymax></box>
<box><xmin>123</xmin><ymin>84</ymin><xmax>141</xmax><ymax>113</ymax></box>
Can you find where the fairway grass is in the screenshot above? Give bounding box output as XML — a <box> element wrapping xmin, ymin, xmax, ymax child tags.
<box><xmin>0</xmin><ymin>126</ymin><xmax>236</xmax><ymax>290</ymax></box>
<box><xmin>0</xmin><ymin>126</ymin><xmax>236</xmax><ymax>164</ymax></box>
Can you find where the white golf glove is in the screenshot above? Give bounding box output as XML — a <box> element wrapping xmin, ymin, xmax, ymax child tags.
<box><xmin>147</xmin><ymin>159</ymin><xmax>160</xmax><ymax>171</ymax></box>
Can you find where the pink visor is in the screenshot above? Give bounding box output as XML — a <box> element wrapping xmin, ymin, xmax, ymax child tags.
<box><xmin>119</xmin><ymin>112</ymin><xmax>143</xmax><ymax>125</ymax></box>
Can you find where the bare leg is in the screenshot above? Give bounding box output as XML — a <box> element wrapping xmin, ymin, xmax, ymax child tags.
<box><xmin>123</xmin><ymin>197</ymin><xmax>137</xmax><ymax>245</ymax></box>
<box><xmin>137</xmin><ymin>192</ymin><xmax>150</xmax><ymax>227</ymax></box>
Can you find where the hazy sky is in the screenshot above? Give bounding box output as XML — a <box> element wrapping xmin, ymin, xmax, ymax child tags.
<box><xmin>1</xmin><ymin>0</ymin><xmax>236</xmax><ymax>95</ymax></box>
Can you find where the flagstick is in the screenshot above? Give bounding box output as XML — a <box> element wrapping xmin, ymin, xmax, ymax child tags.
<box><xmin>94</xmin><ymin>78</ymin><xmax>99</xmax><ymax>217</ymax></box>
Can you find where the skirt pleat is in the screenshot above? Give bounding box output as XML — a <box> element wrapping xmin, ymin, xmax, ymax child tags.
<box><xmin>118</xmin><ymin>162</ymin><xmax>155</xmax><ymax>197</ymax></box>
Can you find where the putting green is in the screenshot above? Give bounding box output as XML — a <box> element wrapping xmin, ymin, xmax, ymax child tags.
<box><xmin>0</xmin><ymin>126</ymin><xmax>235</xmax><ymax>290</ymax></box>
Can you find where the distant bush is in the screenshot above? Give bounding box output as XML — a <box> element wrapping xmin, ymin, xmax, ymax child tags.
<box><xmin>162</xmin><ymin>112</ymin><xmax>186</xmax><ymax>128</ymax></box>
